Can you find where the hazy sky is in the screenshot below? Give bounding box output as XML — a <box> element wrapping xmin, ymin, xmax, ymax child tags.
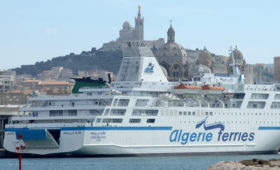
<box><xmin>1</xmin><ymin>0</ymin><xmax>280</xmax><ymax>70</ymax></box>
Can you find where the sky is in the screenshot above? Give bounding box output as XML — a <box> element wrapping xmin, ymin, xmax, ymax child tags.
<box><xmin>0</xmin><ymin>0</ymin><xmax>280</xmax><ymax>70</ymax></box>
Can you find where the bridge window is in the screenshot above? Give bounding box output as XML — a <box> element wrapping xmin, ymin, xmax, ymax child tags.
<box><xmin>110</xmin><ymin>109</ymin><xmax>126</xmax><ymax>116</ymax></box>
<box><xmin>135</xmin><ymin>99</ymin><xmax>149</xmax><ymax>107</ymax></box>
<box><xmin>251</xmin><ymin>93</ymin><xmax>269</xmax><ymax>99</ymax></box>
<box><xmin>118</xmin><ymin>99</ymin><xmax>129</xmax><ymax>106</ymax></box>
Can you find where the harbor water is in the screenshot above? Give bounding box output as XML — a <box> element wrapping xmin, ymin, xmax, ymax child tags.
<box><xmin>1</xmin><ymin>154</ymin><xmax>280</xmax><ymax>170</ymax></box>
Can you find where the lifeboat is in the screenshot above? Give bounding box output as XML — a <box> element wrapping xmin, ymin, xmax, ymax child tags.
<box><xmin>173</xmin><ymin>84</ymin><xmax>202</xmax><ymax>94</ymax></box>
<box><xmin>201</xmin><ymin>84</ymin><xmax>225</xmax><ymax>94</ymax></box>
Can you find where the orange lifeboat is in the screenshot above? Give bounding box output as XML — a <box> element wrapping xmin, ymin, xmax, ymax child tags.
<box><xmin>173</xmin><ymin>84</ymin><xmax>202</xmax><ymax>94</ymax></box>
<box><xmin>201</xmin><ymin>84</ymin><xmax>225</xmax><ymax>94</ymax></box>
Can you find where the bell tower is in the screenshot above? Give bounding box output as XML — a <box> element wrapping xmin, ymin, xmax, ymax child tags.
<box><xmin>167</xmin><ymin>24</ymin><xmax>175</xmax><ymax>43</ymax></box>
<box><xmin>134</xmin><ymin>5</ymin><xmax>144</xmax><ymax>40</ymax></box>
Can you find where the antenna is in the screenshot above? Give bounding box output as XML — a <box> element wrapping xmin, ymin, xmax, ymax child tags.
<box><xmin>229</xmin><ymin>45</ymin><xmax>240</xmax><ymax>76</ymax></box>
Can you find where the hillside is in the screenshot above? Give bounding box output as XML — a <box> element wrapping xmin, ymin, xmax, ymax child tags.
<box><xmin>14</xmin><ymin>48</ymin><xmax>123</xmax><ymax>76</ymax></box>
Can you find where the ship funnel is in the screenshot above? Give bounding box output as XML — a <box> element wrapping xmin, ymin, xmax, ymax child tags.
<box><xmin>116</xmin><ymin>41</ymin><xmax>168</xmax><ymax>82</ymax></box>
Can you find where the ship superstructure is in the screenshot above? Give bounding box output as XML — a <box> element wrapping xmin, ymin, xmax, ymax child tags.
<box><xmin>4</xmin><ymin>43</ymin><xmax>280</xmax><ymax>155</ymax></box>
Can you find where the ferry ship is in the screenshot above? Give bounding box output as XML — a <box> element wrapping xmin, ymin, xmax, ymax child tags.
<box><xmin>4</xmin><ymin>42</ymin><xmax>280</xmax><ymax>156</ymax></box>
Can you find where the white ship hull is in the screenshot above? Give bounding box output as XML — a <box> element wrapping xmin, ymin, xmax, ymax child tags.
<box><xmin>4</xmin><ymin>114</ymin><xmax>280</xmax><ymax>155</ymax></box>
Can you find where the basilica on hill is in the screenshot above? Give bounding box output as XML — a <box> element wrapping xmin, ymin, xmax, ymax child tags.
<box><xmin>100</xmin><ymin>6</ymin><xmax>164</xmax><ymax>52</ymax></box>
<box><xmin>100</xmin><ymin>6</ymin><xmax>253</xmax><ymax>83</ymax></box>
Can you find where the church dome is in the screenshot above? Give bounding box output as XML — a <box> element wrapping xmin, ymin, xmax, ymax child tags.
<box><xmin>122</xmin><ymin>21</ymin><xmax>131</xmax><ymax>30</ymax></box>
<box><xmin>155</xmin><ymin>42</ymin><xmax>187</xmax><ymax>58</ymax></box>
<box><xmin>196</xmin><ymin>48</ymin><xmax>213</xmax><ymax>68</ymax></box>
<box><xmin>189</xmin><ymin>64</ymin><xmax>212</xmax><ymax>78</ymax></box>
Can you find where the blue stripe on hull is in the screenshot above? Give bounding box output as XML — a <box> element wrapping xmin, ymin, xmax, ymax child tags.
<box><xmin>258</xmin><ymin>126</ymin><xmax>280</xmax><ymax>130</ymax></box>
<box><xmin>61</xmin><ymin>126</ymin><xmax>173</xmax><ymax>131</ymax></box>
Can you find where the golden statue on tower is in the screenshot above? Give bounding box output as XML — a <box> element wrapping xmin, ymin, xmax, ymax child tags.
<box><xmin>138</xmin><ymin>5</ymin><xmax>141</xmax><ymax>13</ymax></box>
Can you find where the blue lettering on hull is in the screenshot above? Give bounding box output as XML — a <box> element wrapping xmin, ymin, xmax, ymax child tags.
<box><xmin>169</xmin><ymin>130</ymin><xmax>212</xmax><ymax>144</ymax></box>
<box><xmin>169</xmin><ymin>117</ymin><xmax>255</xmax><ymax>145</ymax></box>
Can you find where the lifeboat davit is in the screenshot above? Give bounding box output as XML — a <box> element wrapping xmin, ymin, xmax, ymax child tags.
<box><xmin>173</xmin><ymin>84</ymin><xmax>202</xmax><ymax>94</ymax></box>
<box><xmin>201</xmin><ymin>84</ymin><xmax>225</xmax><ymax>94</ymax></box>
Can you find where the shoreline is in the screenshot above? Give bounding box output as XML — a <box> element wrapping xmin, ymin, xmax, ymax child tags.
<box><xmin>208</xmin><ymin>158</ymin><xmax>280</xmax><ymax>169</ymax></box>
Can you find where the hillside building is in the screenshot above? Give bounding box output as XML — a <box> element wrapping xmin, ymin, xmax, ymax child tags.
<box><xmin>0</xmin><ymin>70</ymin><xmax>16</xmax><ymax>93</ymax></box>
<box><xmin>274</xmin><ymin>57</ymin><xmax>280</xmax><ymax>83</ymax></box>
